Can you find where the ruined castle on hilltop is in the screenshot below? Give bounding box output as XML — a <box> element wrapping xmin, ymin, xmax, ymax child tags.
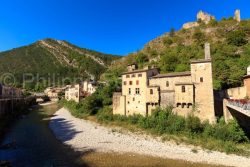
<box><xmin>183</xmin><ymin>9</ymin><xmax>241</xmax><ymax>29</ymax></box>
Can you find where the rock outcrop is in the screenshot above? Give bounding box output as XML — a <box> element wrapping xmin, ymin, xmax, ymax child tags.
<box><xmin>182</xmin><ymin>10</ymin><xmax>215</xmax><ymax>29</ymax></box>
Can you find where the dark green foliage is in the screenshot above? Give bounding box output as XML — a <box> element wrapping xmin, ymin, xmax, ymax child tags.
<box><xmin>61</xmin><ymin>80</ymin><xmax>120</xmax><ymax>117</ymax></box>
<box><xmin>135</xmin><ymin>53</ymin><xmax>148</xmax><ymax>65</ymax></box>
<box><xmin>0</xmin><ymin>39</ymin><xmax>120</xmax><ymax>91</ymax></box>
<box><xmin>205</xmin><ymin>118</ymin><xmax>248</xmax><ymax>143</ymax></box>
<box><xmin>226</xmin><ymin>30</ymin><xmax>248</xmax><ymax>46</ymax></box>
<box><xmin>192</xmin><ymin>29</ymin><xmax>206</xmax><ymax>44</ymax></box>
<box><xmin>185</xmin><ymin>115</ymin><xmax>203</xmax><ymax>133</ymax></box>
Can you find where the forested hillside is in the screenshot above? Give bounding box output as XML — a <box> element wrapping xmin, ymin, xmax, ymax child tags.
<box><xmin>105</xmin><ymin>18</ymin><xmax>250</xmax><ymax>90</ymax></box>
<box><xmin>0</xmin><ymin>38</ymin><xmax>119</xmax><ymax>90</ymax></box>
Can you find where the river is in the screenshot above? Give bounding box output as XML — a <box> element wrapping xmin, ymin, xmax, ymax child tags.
<box><xmin>0</xmin><ymin>104</ymin><xmax>222</xmax><ymax>167</ymax></box>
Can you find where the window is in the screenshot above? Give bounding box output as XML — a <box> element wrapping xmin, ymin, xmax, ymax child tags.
<box><xmin>123</xmin><ymin>81</ymin><xmax>127</xmax><ymax>85</ymax></box>
<box><xmin>150</xmin><ymin>89</ymin><xmax>153</xmax><ymax>94</ymax></box>
<box><xmin>166</xmin><ymin>81</ymin><xmax>169</xmax><ymax>87</ymax></box>
<box><xmin>136</xmin><ymin>80</ymin><xmax>139</xmax><ymax>85</ymax></box>
<box><xmin>135</xmin><ymin>88</ymin><xmax>140</xmax><ymax>94</ymax></box>
<box><xmin>129</xmin><ymin>88</ymin><xmax>131</xmax><ymax>95</ymax></box>
<box><xmin>200</xmin><ymin>77</ymin><xmax>203</xmax><ymax>83</ymax></box>
<box><xmin>138</xmin><ymin>74</ymin><xmax>142</xmax><ymax>77</ymax></box>
<box><xmin>132</xmin><ymin>74</ymin><xmax>135</xmax><ymax>78</ymax></box>
<box><xmin>127</xmin><ymin>101</ymin><xmax>130</xmax><ymax>104</ymax></box>
<box><xmin>181</xmin><ymin>86</ymin><xmax>185</xmax><ymax>93</ymax></box>
<box><xmin>126</xmin><ymin>75</ymin><xmax>130</xmax><ymax>78</ymax></box>
<box><xmin>133</xmin><ymin>97</ymin><xmax>135</xmax><ymax>101</ymax></box>
<box><xmin>129</xmin><ymin>81</ymin><xmax>133</xmax><ymax>85</ymax></box>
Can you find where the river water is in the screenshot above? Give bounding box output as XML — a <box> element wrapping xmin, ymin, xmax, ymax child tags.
<box><xmin>0</xmin><ymin>104</ymin><xmax>222</xmax><ymax>167</ymax></box>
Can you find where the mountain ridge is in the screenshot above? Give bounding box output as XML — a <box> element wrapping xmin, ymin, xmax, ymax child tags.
<box><xmin>0</xmin><ymin>38</ymin><xmax>120</xmax><ymax>90</ymax></box>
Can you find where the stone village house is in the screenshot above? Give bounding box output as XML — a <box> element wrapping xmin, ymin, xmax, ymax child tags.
<box><xmin>65</xmin><ymin>80</ymin><xmax>97</xmax><ymax>103</ymax></box>
<box><xmin>113</xmin><ymin>43</ymin><xmax>216</xmax><ymax>123</ymax></box>
<box><xmin>0</xmin><ymin>84</ymin><xmax>22</xmax><ymax>98</ymax></box>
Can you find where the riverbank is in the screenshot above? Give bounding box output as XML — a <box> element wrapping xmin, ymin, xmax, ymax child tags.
<box><xmin>39</xmin><ymin>101</ymin><xmax>57</xmax><ymax>106</ymax></box>
<box><xmin>0</xmin><ymin>104</ymin><xmax>87</xmax><ymax>167</ymax></box>
<box><xmin>50</xmin><ymin>107</ymin><xmax>250</xmax><ymax>167</ymax></box>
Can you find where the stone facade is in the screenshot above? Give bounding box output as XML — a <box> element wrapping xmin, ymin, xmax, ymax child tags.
<box><xmin>182</xmin><ymin>22</ymin><xmax>199</xmax><ymax>29</ymax></box>
<box><xmin>65</xmin><ymin>81</ymin><xmax>97</xmax><ymax>103</ymax></box>
<box><xmin>0</xmin><ymin>84</ymin><xmax>22</xmax><ymax>98</ymax></box>
<box><xmin>197</xmin><ymin>11</ymin><xmax>215</xmax><ymax>24</ymax></box>
<box><xmin>220</xmin><ymin>65</ymin><xmax>250</xmax><ymax>122</ymax></box>
<box><xmin>65</xmin><ymin>84</ymin><xmax>81</xmax><ymax>103</ymax></box>
<box><xmin>44</xmin><ymin>87</ymin><xmax>64</xmax><ymax>101</ymax></box>
<box><xmin>120</xmin><ymin>67</ymin><xmax>159</xmax><ymax>116</ymax></box>
<box><xmin>234</xmin><ymin>9</ymin><xmax>241</xmax><ymax>22</ymax></box>
<box><xmin>223</xmin><ymin>66</ymin><xmax>250</xmax><ymax>100</ymax></box>
<box><xmin>113</xmin><ymin>43</ymin><xmax>216</xmax><ymax>122</ymax></box>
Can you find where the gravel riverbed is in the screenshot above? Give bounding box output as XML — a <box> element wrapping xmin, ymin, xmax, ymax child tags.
<box><xmin>49</xmin><ymin>108</ymin><xmax>250</xmax><ymax>167</ymax></box>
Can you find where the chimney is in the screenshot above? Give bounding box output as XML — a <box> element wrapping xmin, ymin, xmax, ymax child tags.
<box><xmin>205</xmin><ymin>43</ymin><xmax>211</xmax><ymax>60</ymax></box>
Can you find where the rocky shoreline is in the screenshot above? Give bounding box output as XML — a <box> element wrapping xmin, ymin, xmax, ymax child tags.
<box><xmin>49</xmin><ymin>108</ymin><xmax>250</xmax><ymax>167</ymax></box>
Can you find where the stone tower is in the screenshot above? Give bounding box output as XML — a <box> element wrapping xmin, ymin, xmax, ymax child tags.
<box><xmin>205</xmin><ymin>43</ymin><xmax>211</xmax><ymax>60</ymax></box>
<box><xmin>190</xmin><ymin>43</ymin><xmax>216</xmax><ymax>123</ymax></box>
<box><xmin>234</xmin><ymin>9</ymin><xmax>241</xmax><ymax>22</ymax></box>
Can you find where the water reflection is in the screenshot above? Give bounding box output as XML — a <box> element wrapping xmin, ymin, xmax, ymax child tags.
<box><xmin>0</xmin><ymin>104</ymin><xmax>88</xmax><ymax>167</ymax></box>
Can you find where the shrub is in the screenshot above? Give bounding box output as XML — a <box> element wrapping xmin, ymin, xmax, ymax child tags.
<box><xmin>185</xmin><ymin>114</ymin><xmax>203</xmax><ymax>134</ymax></box>
<box><xmin>226</xmin><ymin>30</ymin><xmax>248</xmax><ymax>46</ymax></box>
<box><xmin>165</xmin><ymin>114</ymin><xmax>185</xmax><ymax>134</ymax></box>
<box><xmin>163</xmin><ymin>37</ymin><xmax>173</xmax><ymax>46</ymax></box>
<box><xmin>128</xmin><ymin>114</ymin><xmax>141</xmax><ymax>124</ymax></box>
<box><xmin>114</xmin><ymin>115</ymin><xmax>128</xmax><ymax>122</ymax></box>
<box><xmin>205</xmin><ymin>118</ymin><xmax>248</xmax><ymax>143</ymax></box>
<box><xmin>97</xmin><ymin>112</ymin><xmax>113</xmax><ymax>122</ymax></box>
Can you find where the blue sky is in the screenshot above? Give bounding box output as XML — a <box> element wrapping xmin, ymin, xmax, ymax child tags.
<box><xmin>0</xmin><ymin>0</ymin><xmax>249</xmax><ymax>55</ymax></box>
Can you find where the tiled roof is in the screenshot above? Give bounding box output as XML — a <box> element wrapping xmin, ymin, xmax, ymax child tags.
<box><xmin>190</xmin><ymin>59</ymin><xmax>211</xmax><ymax>63</ymax></box>
<box><xmin>151</xmin><ymin>71</ymin><xmax>191</xmax><ymax>78</ymax></box>
<box><xmin>175</xmin><ymin>82</ymin><xmax>194</xmax><ymax>85</ymax></box>
<box><xmin>122</xmin><ymin>68</ymin><xmax>159</xmax><ymax>75</ymax></box>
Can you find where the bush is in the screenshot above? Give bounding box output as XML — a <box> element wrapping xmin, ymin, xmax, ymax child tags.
<box><xmin>128</xmin><ymin>114</ymin><xmax>141</xmax><ymax>124</ymax></box>
<box><xmin>185</xmin><ymin>114</ymin><xmax>203</xmax><ymax>134</ymax></box>
<box><xmin>97</xmin><ymin>112</ymin><xmax>114</xmax><ymax>122</ymax></box>
<box><xmin>212</xmin><ymin>118</ymin><xmax>248</xmax><ymax>143</ymax></box>
<box><xmin>61</xmin><ymin>98</ymin><xmax>249</xmax><ymax>144</ymax></box>
<box><xmin>165</xmin><ymin>114</ymin><xmax>185</xmax><ymax>134</ymax></box>
<box><xmin>201</xmin><ymin>118</ymin><xmax>248</xmax><ymax>143</ymax></box>
<box><xmin>226</xmin><ymin>30</ymin><xmax>248</xmax><ymax>46</ymax></box>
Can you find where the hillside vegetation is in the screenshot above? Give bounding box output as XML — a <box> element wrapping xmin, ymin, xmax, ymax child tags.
<box><xmin>105</xmin><ymin>18</ymin><xmax>250</xmax><ymax>90</ymax></box>
<box><xmin>0</xmin><ymin>39</ymin><xmax>119</xmax><ymax>91</ymax></box>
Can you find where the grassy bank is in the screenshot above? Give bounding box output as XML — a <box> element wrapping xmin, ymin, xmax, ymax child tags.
<box><xmin>60</xmin><ymin>98</ymin><xmax>250</xmax><ymax>156</ymax></box>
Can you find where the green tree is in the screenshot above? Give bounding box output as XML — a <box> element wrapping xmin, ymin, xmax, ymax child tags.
<box><xmin>227</xmin><ymin>30</ymin><xmax>248</xmax><ymax>46</ymax></box>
